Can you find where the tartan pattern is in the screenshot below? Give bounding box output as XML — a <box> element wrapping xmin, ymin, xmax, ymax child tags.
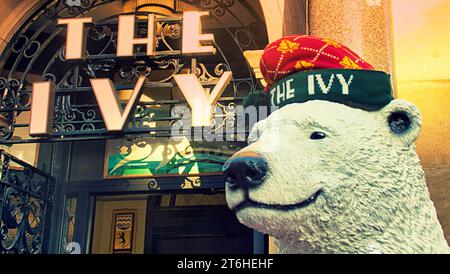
<box><xmin>260</xmin><ymin>35</ymin><xmax>374</xmax><ymax>91</ymax></box>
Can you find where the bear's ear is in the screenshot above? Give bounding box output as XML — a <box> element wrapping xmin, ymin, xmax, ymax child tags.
<box><xmin>380</xmin><ymin>99</ymin><xmax>422</xmax><ymax>145</ymax></box>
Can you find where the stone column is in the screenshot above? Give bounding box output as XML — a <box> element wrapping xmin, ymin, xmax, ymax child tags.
<box><xmin>308</xmin><ymin>0</ymin><xmax>393</xmax><ymax>74</ymax></box>
<box><xmin>283</xmin><ymin>0</ymin><xmax>308</xmax><ymax>36</ymax></box>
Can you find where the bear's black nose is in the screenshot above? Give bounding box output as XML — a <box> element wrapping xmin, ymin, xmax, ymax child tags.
<box><xmin>222</xmin><ymin>154</ymin><xmax>268</xmax><ymax>189</ymax></box>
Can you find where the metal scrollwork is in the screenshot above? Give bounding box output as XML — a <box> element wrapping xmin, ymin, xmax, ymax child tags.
<box><xmin>148</xmin><ymin>179</ymin><xmax>160</xmax><ymax>190</ymax></box>
<box><xmin>210</xmin><ymin>101</ymin><xmax>236</xmax><ymax>133</ymax></box>
<box><xmin>63</xmin><ymin>0</ymin><xmax>98</xmax><ymax>16</ymax></box>
<box><xmin>195</xmin><ymin>63</ymin><xmax>226</xmax><ymax>82</ymax></box>
<box><xmin>186</xmin><ymin>0</ymin><xmax>235</xmax><ymax>17</ymax></box>
<box><xmin>0</xmin><ymin>150</ymin><xmax>54</xmax><ymax>254</ymax></box>
<box><xmin>181</xmin><ymin>177</ymin><xmax>202</xmax><ymax>189</ymax></box>
<box><xmin>59</xmin><ymin>196</ymin><xmax>77</xmax><ymax>254</ymax></box>
<box><xmin>0</xmin><ymin>78</ymin><xmax>23</xmax><ymax>109</ymax></box>
<box><xmin>53</xmin><ymin>95</ymin><xmax>99</xmax><ymax>133</ymax></box>
<box><xmin>0</xmin><ymin>0</ymin><xmax>267</xmax><ymax>144</ymax></box>
<box><xmin>157</xmin><ymin>22</ymin><xmax>181</xmax><ymax>51</ymax></box>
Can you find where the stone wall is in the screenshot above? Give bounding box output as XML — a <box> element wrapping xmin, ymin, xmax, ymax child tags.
<box><xmin>392</xmin><ymin>0</ymin><xmax>450</xmax><ymax>244</ymax></box>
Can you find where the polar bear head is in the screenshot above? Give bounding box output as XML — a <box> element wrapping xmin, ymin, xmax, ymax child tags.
<box><xmin>224</xmin><ymin>99</ymin><xmax>449</xmax><ymax>253</ymax></box>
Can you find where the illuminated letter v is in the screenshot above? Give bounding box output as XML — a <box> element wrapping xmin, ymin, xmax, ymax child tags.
<box><xmin>90</xmin><ymin>76</ymin><xmax>146</xmax><ymax>132</ymax></box>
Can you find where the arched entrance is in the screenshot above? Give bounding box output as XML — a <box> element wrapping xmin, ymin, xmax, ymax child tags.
<box><xmin>0</xmin><ymin>0</ymin><xmax>272</xmax><ymax>254</ymax></box>
<box><xmin>0</xmin><ymin>0</ymin><xmax>269</xmax><ymax>142</ymax></box>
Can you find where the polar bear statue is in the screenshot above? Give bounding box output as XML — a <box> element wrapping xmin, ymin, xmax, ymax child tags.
<box><xmin>224</xmin><ymin>35</ymin><xmax>450</xmax><ymax>254</ymax></box>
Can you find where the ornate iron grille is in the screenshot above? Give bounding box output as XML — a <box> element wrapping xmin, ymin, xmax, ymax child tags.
<box><xmin>0</xmin><ymin>150</ymin><xmax>55</xmax><ymax>254</ymax></box>
<box><xmin>0</xmin><ymin>0</ymin><xmax>268</xmax><ymax>144</ymax></box>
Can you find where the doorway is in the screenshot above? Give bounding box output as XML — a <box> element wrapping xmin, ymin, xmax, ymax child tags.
<box><xmin>90</xmin><ymin>193</ymin><xmax>253</xmax><ymax>254</ymax></box>
<box><xmin>91</xmin><ymin>195</ymin><xmax>148</xmax><ymax>254</ymax></box>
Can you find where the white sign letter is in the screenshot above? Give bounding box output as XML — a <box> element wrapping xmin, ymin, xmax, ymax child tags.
<box><xmin>30</xmin><ymin>82</ymin><xmax>55</xmax><ymax>137</ymax></box>
<box><xmin>90</xmin><ymin>77</ymin><xmax>146</xmax><ymax>132</ymax></box>
<box><xmin>182</xmin><ymin>11</ymin><xmax>216</xmax><ymax>55</ymax></box>
<box><xmin>117</xmin><ymin>14</ymin><xmax>156</xmax><ymax>57</ymax></box>
<box><xmin>57</xmin><ymin>17</ymin><xmax>93</xmax><ymax>60</ymax></box>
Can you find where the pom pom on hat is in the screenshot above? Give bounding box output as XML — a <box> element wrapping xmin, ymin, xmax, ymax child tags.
<box><xmin>243</xmin><ymin>90</ymin><xmax>271</xmax><ymax>109</ymax></box>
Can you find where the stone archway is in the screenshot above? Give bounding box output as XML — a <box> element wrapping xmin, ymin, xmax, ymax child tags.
<box><xmin>0</xmin><ymin>0</ymin><xmax>305</xmax><ymax>54</ymax></box>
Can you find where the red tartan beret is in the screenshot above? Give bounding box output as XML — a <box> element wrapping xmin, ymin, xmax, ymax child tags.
<box><xmin>256</xmin><ymin>35</ymin><xmax>394</xmax><ymax>110</ymax></box>
<box><xmin>260</xmin><ymin>35</ymin><xmax>374</xmax><ymax>91</ymax></box>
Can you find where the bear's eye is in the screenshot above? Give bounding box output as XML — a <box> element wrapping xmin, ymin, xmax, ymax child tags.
<box><xmin>310</xmin><ymin>131</ymin><xmax>327</xmax><ymax>140</ymax></box>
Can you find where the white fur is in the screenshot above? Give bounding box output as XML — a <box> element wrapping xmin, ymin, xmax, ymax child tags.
<box><xmin>226</xmin><ymin>99</ymin><xmax>450</xmax><ymax>254</ymax></box>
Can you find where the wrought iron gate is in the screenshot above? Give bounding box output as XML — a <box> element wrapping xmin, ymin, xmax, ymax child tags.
<box><xmin>0</xmin><ymin>150</ymin><xmax>55</xmax><ymax>254</ymax></box>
